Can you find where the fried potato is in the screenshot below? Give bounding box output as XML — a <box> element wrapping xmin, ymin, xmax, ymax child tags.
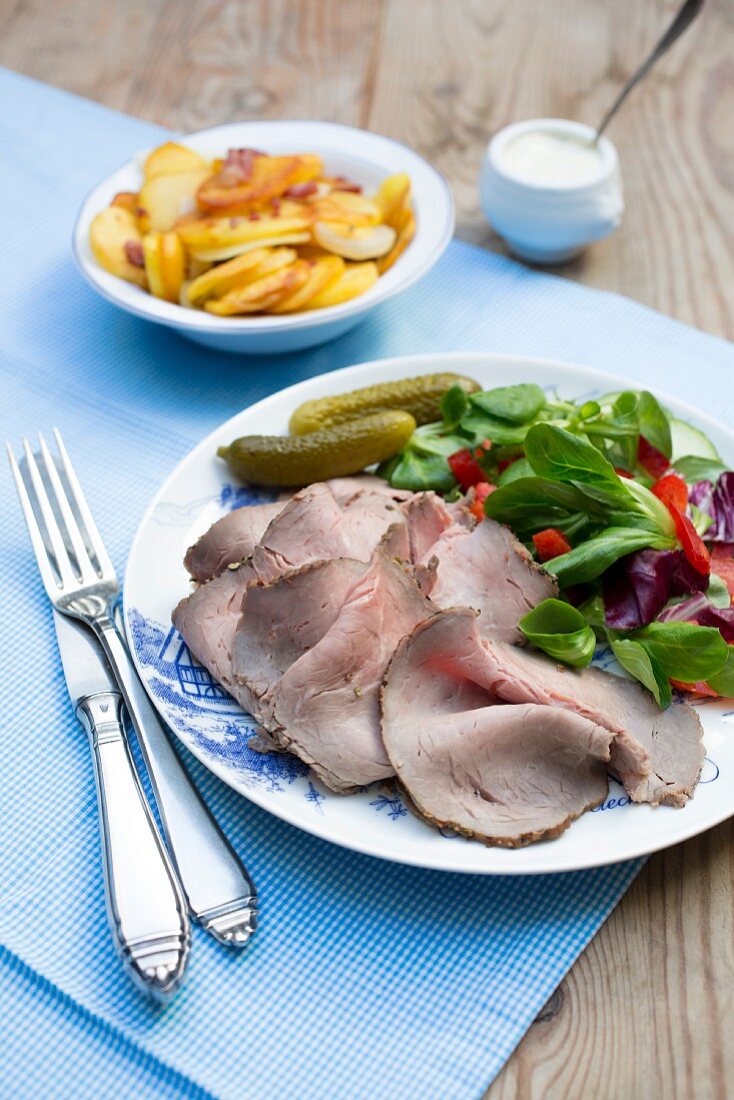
<box><xmin>313</xmin><ymin>221</ymin><xmax>395</xmax><ymax>261</ymax></box>
<box><xmin>304</xmin><ymin>261</ymin><xmax>378</xmax><ymax>309</ymax></box>
<box><xmin>308</xmin><ymin>192</ymin><xmax>382</xmax><ymax>227</ymax></box>
<box><xmin>374</xmin><ymin>173</ymin><xmax>411</xmax><ymax>226</ymax></box>
<box><xmin>204</xmin><ymin>260</ymin><xmax>311</xmax><ymax>315</ymax></box>
<box><xmin>142</xmin><ymin>231</ymin><xmax>186</xmax><ymax>302</ymax></box>
<box><xmin>138</xmin><ymin>167</ymin><xmax>212</xmax><ymax>232</ymax></box>
<box><xmin>111</xmin><ymin>191</ymin><xmax>139</xmax><ymax>214</ymax></box>
<box><xmin>197</xmin><ymin>154</ymin><xmax>323</xmax><ymax>213</ymax></box>
<box><xmin>188</xmin><ymin>232</ymin><xmax>311</xmax><ymax>263</ymax></box>
<box><xmin>270</xmin><ymin>255</ymin><xmax>345</xmax><ymax>313</ymax></box>
<box><xmin>186</xmin><ymin>248</ymin><xmax>272</xmax><ymax>306</ymax></box>
<box><xmin>376</xmin><ymin>207</ymin><xmax>416</xmax><ymax>274</ymax></box>
<box><xmin>144</xmin><ymin>141</ymin><xmax>209</xmax><ymax>180</ymax></box>
<box><xmin>177</xmin><ymin>214</ymin><xmax>310</xmax><ymax>253</ymax></box>
<box><xmin>89</xmin><ymin>206</ymin><xmax>147</xmax><ymax>288</ymax></box>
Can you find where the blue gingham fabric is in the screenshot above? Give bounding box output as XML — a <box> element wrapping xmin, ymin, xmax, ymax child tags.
<box><xmin>2</xmin><ymin>66</ymin><xmax>734</xmax><ymax>1100</ymax></box>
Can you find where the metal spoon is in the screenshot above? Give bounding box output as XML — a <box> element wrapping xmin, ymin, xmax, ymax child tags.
<box><xmin>594</xmin><ymin>0</ymin><xmax>705</xmax><ymax>143</ymax></box>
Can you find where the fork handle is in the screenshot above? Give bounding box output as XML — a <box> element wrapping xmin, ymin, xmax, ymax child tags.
<box><xmin>93</xmin><ymin>617</ymin><xmax>258</xmax><ymax>947</ymax></box>
<box><xmin>76</xmin><ymin>691</ymin><xmax>190</xmax><ymax>1000</ymax></box>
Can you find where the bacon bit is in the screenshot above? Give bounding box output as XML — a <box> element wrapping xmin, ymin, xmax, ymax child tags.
<box><xmin>638</xmin><ymin>435</ymin><xmax>670</xmax><ymax>479</ymax></box>
<box><xmin>710</xmin><ymin>543</ymin><xmax>734</xmax><ymax>598</ymax></box>
<box><xmin>283</xmin><ymin>181</ymin><xmax>319</xmax><ymax>199</ymax></box>
<box><xmin>448</xmin><ymin>448</ymin><xmax>487</xmax><ymax>491</ymax></box>
<box><xmin>332</xmin><ymin>176</ymin><xmax>363</xmax><ymax>193</ymax></box>
<box><xmin>136</xmin><ymin>206</ymin><xmax>148</xmax><ymax>219</ymax></box>
<box><xmin>670</xmin><ymin>679</ymin><xmax>720</xmax><ymax>698</ymax></box>
<box><xmin>468</xmin><ymin>481</ymin><xmax>495</xmax><ymax>522</ymax></box>
<box><xmin>532</xmin><ymin>528</ymin><xmax>572</xmax><ymax>562</ymax></box>
<box><xmin>248</xmin><ymin>211</ymin><xmax>262</xmax><ymax>221</ymax></box>
<box><xmin>271</xmin><ymin>197</ymin><xmax>281</xmax><ymax>216</ymax></box>
<box><xmin>217</xmin><ymin>148</ymin><xmax>265</xmax><ymax>187</ymax></box>
<box><xmin>229</xmin><ymin>216</ymin><xmax>244</xmax><ymax>227</ymax></box>
<box><xmin>124</xmin><ymin>240</ymin><xmax>145</xmax><ymax>267</ymax></box>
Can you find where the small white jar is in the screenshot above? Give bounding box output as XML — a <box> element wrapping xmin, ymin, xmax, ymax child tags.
<box><xmin>479</xmin><ymin>118</ymin><xmax>623</xmax><ymax>264</ymax></box>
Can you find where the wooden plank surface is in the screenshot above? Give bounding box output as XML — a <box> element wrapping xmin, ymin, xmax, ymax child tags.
<box><xmin>2</xmin><ymin>1</ymin><xmax>732</xmax><ymax>1095</ymax></box>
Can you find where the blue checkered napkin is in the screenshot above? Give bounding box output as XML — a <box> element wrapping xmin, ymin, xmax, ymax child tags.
<box><xmin>3</xmin><ymin>65</ymin><xmax>733</xmax><ymax>1100</ymax></box>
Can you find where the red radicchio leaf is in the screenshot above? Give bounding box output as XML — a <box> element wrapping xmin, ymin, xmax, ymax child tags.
<box><xmin>658</xmin><ymin>594</ymin><xmax>734</xmax><ymax>643</ymax></box>
<box><xmin>604</xmin><ymin>549</ymin><xmax>707</xmax><ymax>631</ymax></box>
<box><xmin>689</xmin><ymin>472</ymin><xmax>734</xmax><ymax>542</ymax></box>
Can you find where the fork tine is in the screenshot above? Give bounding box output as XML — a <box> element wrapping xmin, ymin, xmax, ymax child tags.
<box><xmin>21</xmin><ymin>438</ymin><xmax>81</xmax><ymax>591</ymax></box>
<box><xmin>37</xmin><ymin>432</ymin><xmax>97</xmax><ymax>583</ymax></box>
<box><xmin>53</xmin><ymin>428</ymin><xmax>115</xmax><ymax>578</ymax></box>
<box><xmin>7</xmin><ymin>442</ymin><xmax>66</xmax><ymax>597</ymax></box>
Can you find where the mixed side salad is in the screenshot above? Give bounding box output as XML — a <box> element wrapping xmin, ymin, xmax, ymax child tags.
<box><xmin>378</xmin><ymin>382</ymin><xmax>734</xmax><ymax>706</ymax></box>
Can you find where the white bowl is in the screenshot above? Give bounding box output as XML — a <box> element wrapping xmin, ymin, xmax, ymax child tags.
<box><xmin>479</xmin><ymin>118</ymin><xmax>623</xmax><ymax>264</ymax></box>
<box><xmin>73</xmin><ymin>120</ymin><xmax>454</xmax><ymax>355</ymax></box>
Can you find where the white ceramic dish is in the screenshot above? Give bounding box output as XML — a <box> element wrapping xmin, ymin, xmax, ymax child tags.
<box><xmin>73</xmin><ymin>121</ymin><xmax>454</xmax><ymax>355</ymax></box>
<box><xmin>480</xmin><ymin>119</ymin><xmax>623</xmax><ymax>264</ymax></box>
<box><xmin>124</xmin><ymin>352</ymin><xmax>734</xmax><ymax>874</ymax></box>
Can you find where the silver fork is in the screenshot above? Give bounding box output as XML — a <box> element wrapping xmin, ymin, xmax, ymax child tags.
<box><xmin>8</xmin><ymin>431</ymin><xmax>258</xmax><ymax>948</ymax></box>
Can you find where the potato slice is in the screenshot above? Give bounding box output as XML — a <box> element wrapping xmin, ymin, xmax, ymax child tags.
<box><xmin>374</xmin><ymin>174</ymin><xmax>411</xmax><ymax>226</ymax></box>
<box><xmin>205</xmin><ymin>261</ymin><xmax>311</xmax><ymax>315</ymax></box>
<box><xmin>304</xmin><ymin>261</ymin><xmax>378</xmax><ymax>309</ymax></box>
<box><xmin>270</xmin><ymin>255</ymin><xmax>345</xmax><ymax>313</ymax></box>
<box><xmin>144</xmin><ymin>141</ymin><xmax>209</xmax><ymax>180</ymax></box>
<box><xmin>111</xmin><ymin>191</ymin><xmax>139</xmax><ymax>214</ymax></box>
<box><xmin>89</xmin><ymin>206</ymin><xmax>147</xmax><ymax>287</ymax></box>
<box><xmin>138</xmin><ymin>167</ymin><xmax>212</xmax><ymax>232</ymax></box>
<box><xmin>376</xmin><ymin>207</ymin><xmax>416</xmax><ymax>274</ymax></box>
<box><xmin>142</xmin><ymin>231</ymin><xmax>186</xmax><ymax>302</ymax></box>
<box><xmin>177</xmin><ymin>214</ymin><xmax>309</xmax><ymax>253</ymax></box>
<box><xmin>313</xmin><ymin>221</ymin><xmax>395</xmax><ymax>261</ymax></box>
<box><xmin>186</xmin><ymin>248</ymin><xmax>272</xmax><ymax>306</ymax></box>
<box><xmin>188</xmin><ymin>232</ymin><xmax>311</xmax><ymax>263</ymax></box>
<box><xmin>197</xmin><ymin>154</ymin><xmax>323</xmax><ymax>213</ymax></box>
<box><xmin>308</xmin><ymin>192</ymin><xmax>381</xmax><ymax>227</ymax></box>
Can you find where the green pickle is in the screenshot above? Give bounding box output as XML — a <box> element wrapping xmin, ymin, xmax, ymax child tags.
<box><xmin>218</xmin><ymin>410</ymin><xmax>417</xmax><ymax>487</ymax></box>
<box><xmin>288</xmin><ymin>372</ymin><xmax>480</xmax><ymax>435</ymax></box>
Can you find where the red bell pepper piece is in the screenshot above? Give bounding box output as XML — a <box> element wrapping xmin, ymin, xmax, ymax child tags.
<box><xmin>468</xmin><ymin>481</ymin><xmax>495</xmax><ymax>522</ymax></box>
<box><xmin>448</xmin><ymin>448</ymin><xmax>487</xmax><ymax>491</ymax></box>
<box><xmin>532</xmin><ymin>528</ymin><xmax>572</xmax><ymax>562</ymax></box>
<box><xmin>614</xmin><ymin>466</ymin><xmax>635</xmax><ymax>480</ymax></box>
<box><xmin>669</xmin><ymin>505</ymin><xmax>710</xmax><ymax>576</ymax></box>
<box><xmin>637</xmin><ymin>435</ymin><xmax>670</xmax><ymax>479</ymax></box>
<box><xmin>670</xmin><ymin>679</ymin><xmax>720</xmax><ymax>699</ymax></box>
<box><xmin>651</xmin><ymin>472</ymin><xmax>688</xmax><ymax>513</ymax></box>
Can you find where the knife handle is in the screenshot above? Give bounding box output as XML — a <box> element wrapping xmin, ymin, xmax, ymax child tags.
<box><xmin>76</xmin><ymin>690</ymin><xmax>190</xmax><ymax>1000</ymax></box>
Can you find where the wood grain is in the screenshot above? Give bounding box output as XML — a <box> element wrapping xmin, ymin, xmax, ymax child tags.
<box><xmin>1</xmin><ymin>2</ymin><xmax>733</xmax><ymax>1096</ymax></box>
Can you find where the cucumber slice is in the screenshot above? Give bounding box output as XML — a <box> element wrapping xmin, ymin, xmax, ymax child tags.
<box><xmin>669</xmin><ymin>417</ymin><xmax>721</xmax><ymax>462</ymax></box>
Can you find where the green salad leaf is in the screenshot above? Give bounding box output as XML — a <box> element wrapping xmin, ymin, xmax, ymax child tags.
<box><xmin>628</xmin><ymin>621</ymin><xmax>729</xmax><ymax>682</ymax></box>
<box><xmin>519</xmin><ymin>599</ymin><xmax>596</xmax><ymax>667</ymax></box>
<box><xmin>673</xmin><ymin>454</ymin><xmax>730</xmax><ymax>484</ymax></box>
<box><xmin>468</xmin><ymin>384</ymin><xmax>546</xmax><ymax>424</ymax></box>
<box><xmin>611</xmin><ymin>638</ymin><xmax>672</xmax><ymax>709</ymax></box>
<box><xmin>707</xmin><ymin>648</ymin><xmax>734</xmax><ymax>695</ymax></box>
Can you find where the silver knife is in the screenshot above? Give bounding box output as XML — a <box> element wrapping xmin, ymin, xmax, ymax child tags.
<box><xmin>54</xmin><ymin>609</ymin><xmax>190</xmax><ymax>1000</ymax></box>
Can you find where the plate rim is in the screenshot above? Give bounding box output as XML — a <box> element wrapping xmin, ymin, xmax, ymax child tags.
<box><xmin>124</xmin><ymin>351</ymin><xmax>734</xmax><ymax>874</ymax></box>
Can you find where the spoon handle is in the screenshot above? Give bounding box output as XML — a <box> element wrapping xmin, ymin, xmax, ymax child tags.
<box><xmin>595</xmin><ymin>0</ymin><xmax>705</xmax><ymax>142</ymax></box>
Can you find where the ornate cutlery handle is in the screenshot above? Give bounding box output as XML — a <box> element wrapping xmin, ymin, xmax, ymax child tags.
<box><xmin>76</xmin><ymin>690</ymin><xmax>190</xmax><ymax>999</ymax></box>
<box><xmin>93</xmin><ymin>616</ymin><xmax>258</xmax><ymax>946</ymax></box>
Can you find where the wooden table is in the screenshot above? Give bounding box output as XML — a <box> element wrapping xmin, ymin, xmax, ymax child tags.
<box><xmin>3</xmin><ymin>1</ymin><xmax>732</xmax><ymax>1094</ymax></box>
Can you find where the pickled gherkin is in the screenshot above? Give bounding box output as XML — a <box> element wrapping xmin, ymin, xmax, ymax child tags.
<box><xmin>218</xmin><ymin>410</ymin><xmax>416</xmax><ymax>487</ymax></box>
<box><xmin>288</xmin><ymin>373</ymin><xmax>480</xmax><ymax>435</ymax></box>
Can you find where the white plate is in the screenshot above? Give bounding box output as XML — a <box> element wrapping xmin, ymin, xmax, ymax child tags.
<box><xmin>124</xmin><ymin>353</ymin><xmax>734</xmax><ymax>874</ymax></box>
<box><xmin>73</xmin><ymin>121</ymin><xmax>453</xmax><ymax>355</ymax></box>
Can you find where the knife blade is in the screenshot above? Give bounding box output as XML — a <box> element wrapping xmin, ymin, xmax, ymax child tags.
<box><xmin>52</xmin><ymin>609</ymin><xmax>190</xmax><ymax>999</ymax></box>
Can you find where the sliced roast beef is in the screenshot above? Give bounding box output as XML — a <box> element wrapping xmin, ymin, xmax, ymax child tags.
<box><xmin>172</xmin><ymin>566</ymin><xmax>258</xmax><ymax>715</ymax></box>
<box><xmin>480</xmin><ymin>634</ymin><xmax>704</xmax><ymax>806</ymax></box>
<box><xmin>185</xmin><ymin>479</ymin><xmax>409</xmax><ymax>582</ymax></box>
<box><xmin>232</xmin><ymin>557</ymin><xmax>368</xmax><ymax>714</ymax></box>
<box><xmin>381</xmin><ymin>609</ymin><xmax>614</xmax><ymax>845</ymax></box>
<box><xmin>184</xmin><ymin>501</ymin><xmax>284</xmax><ymax>582</ymax></box>
<box><xmin>238</xmin><ymin>552</ymin><xmax>434</xmax><ymax>792</ymax></box>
